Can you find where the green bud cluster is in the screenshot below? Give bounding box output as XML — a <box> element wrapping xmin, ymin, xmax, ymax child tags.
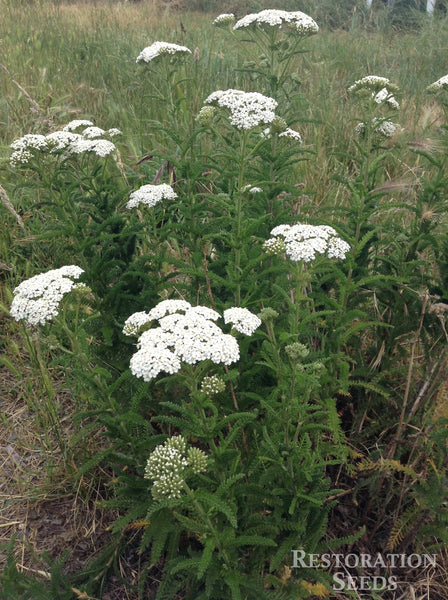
<box><xmin>257</xmin><ymin>307</ymin><xmax>279</xmax><ymax>323</ymax></box>
<box><xmin>144</xmin><ymin>436</ymin><xmax>208</xmax><ymax>500</ymax></box>
<box><xmin>285</xmin><ymin>342</ymin><xmax>310</xmax><ymax>362</ymax></box>
<box><xmin>201</xmin><ymin>374</ymin><xmax>226</xmax><ymax>396</ymax></box>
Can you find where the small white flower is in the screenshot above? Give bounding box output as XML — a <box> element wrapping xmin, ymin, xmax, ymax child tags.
<box><xmin>122</xmin><ymin>311</ymin><xmax>152</xmax><ymax>336</ymax></box>
<box><xmin>348</xmin><ymin>75</ymin><xmax>399</xmax><ymax>95</ymax></box>
<box><xmin>372</xmin><ymin>87</ymin><xmax>400</xmax><ymax>109</ymax></box>
<box><xmin>9</xmin><ymin>134</ymin><xmax>49</xmax><ymax>166</ymax></box>
<box><xmin>88</xmin><ymin>139</ymin><xmax>116</xmax><ymax>157</ymax></box>
<box><xmin>147</xmin><ymin>299</ymin><xmax>192</xmax><ymax>320</ymax></box>
<box><xmin>224</xmin><ymin>307</ymin><xmax>262</xmax><ymax>335</ymax></box>
<box><xmin>126</xmin><ymin>183</ymin><xmax>177</xmax><ymax>209</ymax></box>
<box><xmin>136</xmin><ymin>41</ymin><xmax>191</xmax><ymax>64</ymax></box>
<box><xmin>107</xmin><ymin>128</ymin><xmax>122</xmax><ymax>137</ymax></box>
<box><xmin>10</xmin><ymin>134</ymin><xmax>48</xmax><ymax>152</ymax></box>
<box><xmin>10</xmin><ymin>266</ymin><xmax>84</xmax><ymax>326</ymax></box>
<box><xmin>10</xmin><ymin>121</ymin><xmax>118</xmax><ymax>167</ymax></box>
<box><xmin>355</xmin><ymin>118</ymin><xmax>400</xmax><ymax>139</ymax></box>
<box><xmin>213</xmin><ymin>13</ymin><xmax>235</xmax><ymax>26</ymax></box>
<box><xmin>63</xmin><ymin>119</ymin><xmax>95</xmax><ymax>132</ymax></box>
<box><xmin>233</xmin><ymin>10</ymin><xmax>318</xmax><ymax>35</ymax></box>
<box><xmin>45</xmin><ymin>131</ymin><xmax>84</xmax><ymax>153</ymax></box>
<box><xmin>279</xmin><ymin>128</ymin><xmax>302</xmax><ymax>142</ymax></box>
<box><xmin>82</xmin><ymin>126</ymin><xmax>106</xmax><ymax>139</ymax></box>
<box><xmin>205</xmin><ymin>89</ymin><xmax>278</xmax><ymax>130</ymax></box>
<box><xmin>266</xmin><ymin>224</ymin><xmax>350</xmax><ymax>263</ymax></box>
<box><xmin>427</xmin><ymin>74</ymin><xmax>448</xmax><ymax>93</ymax></box>
<box><xmin>126</xmin><ymin>301</ymin><xmax>242</xmax><ymax>382</ymax></box>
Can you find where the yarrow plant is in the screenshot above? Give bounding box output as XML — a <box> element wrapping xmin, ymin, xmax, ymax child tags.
<box><xmin>10</xmin><ymin>120</ymin><xmax>118</xmax><ymax>167</ymax></box>
<box><xmin>263</xmin><ymin>224</ymin><xmax>350</xmax><ymax>263</ymax></box>
<box><xmin>213</xmin><ymin>13</ymin><xmax>235</xmax><ymax>27</ymax></box>
<box><xmin>123</xmin><ymin>300</ymin><xmax>261</xmax><ymax>381</ymax></box>
<box><xmin>233</xmin><ymin>9</ymin><xmax>318</xmax><ymax>35</ymax></box>
<box><xmin>144</xmin><ymin>435</ymin><xmax>207</xmax><ymax>500</ymax></box>
<box><xmin>279</xmin><ymin>128</ymin><xmax>303</xmax><ymax>142</ymax></box>
<box><xmin>223</xmin><ymin>307</ymin><xmax>262</xmax><ymax>335</ymax></box>
<box><xmin>136</xmin><ymin>41</ymin><xmax>191</xmax><ymax>64</ymax></box>
<box><xmin>125</xmin><ymin>183</ymin><xmax>177</xmax><ymax>209</ymax></box>
<box><xmin>348</xmin><ymin>75</ymin><xmax>399</xmax><ymax>96</ymax></box>
<box><xmin>355</xmin><ymin>118</ymin><xmax>400</xmax><ymax>140</ymax></box>
<box><xmin>204</xmin><ymin>89</ymin><xmax>278</xmax><ymax>130</ymax></box>
<box><xmin>10</xmin><ymin>266</ymin><xmax>84</xmax><ymax>326</ymax></box>
<box><xmin>426</xmin><ymin>74</ymin><xmax>448</xmax><ymax>94</ymax></box>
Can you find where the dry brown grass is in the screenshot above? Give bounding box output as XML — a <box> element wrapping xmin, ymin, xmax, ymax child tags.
<box><xmin>0</xmin><ymin>317</ymin><xmax>116</xmax><ymax>591</ymax></box>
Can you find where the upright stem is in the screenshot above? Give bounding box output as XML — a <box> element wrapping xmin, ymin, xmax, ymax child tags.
<box><xmin>234</xmin><ymin>131</ymin><xmax>249</xmax><ymax>306</ymax></box>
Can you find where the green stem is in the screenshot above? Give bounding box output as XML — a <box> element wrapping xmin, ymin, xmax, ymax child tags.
<box><xmin>234</xmin><ymin>131</ymin><xmax>249</xmax><ymax>306</ymax></box>
<box><xmin>182</xmin><ymin>481</ymin><xmax>232</xmax><ymax>567</ymax></box>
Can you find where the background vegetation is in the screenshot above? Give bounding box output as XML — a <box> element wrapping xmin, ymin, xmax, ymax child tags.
<box><xmin>1</xmin><ymin>1</ymin><xmax>448</xmax><ymax>598</ymax></box>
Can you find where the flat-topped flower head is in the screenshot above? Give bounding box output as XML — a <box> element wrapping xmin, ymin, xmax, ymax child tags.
<box><xmin>81</xmin><ymin>126</ymin><xmax>106</xmax><ymax>139</ymax></box>
<box><xmin>10</xmin><ymin>121</ymin><xmax>117</xmax><ymax>167</ymax></box>
<box><xmin>136</xmin><ymin>41</ymin><xmax>191</xmax><ymax>64</ymax></box>
<box><xmin>126</xmin><ymin>301</ymin><xmax>242</xmax><ymax>382</ymax></box>
<box><xmin>427</xmin><ymin>74</ymin><xmax>448</xmax><ymax>94</ymax></box>
<box><xmin>84</xmin><ymin>139</ymin><xmax>116</xmax><ymax>157</ymax></box>
<box><xmin>265</xmin><ymin>223</ymin><xmax>350</xmax><ymax>263</ymax></box>
<box><xmin>63</xmin><ymin>120</ymin><xmax>95</xmax><ymax>132</ymax></box>
<box><xmin>9</xmin><ymin>134</ymin><xmax>49</xmax><ymax>166</ymax></box>
<box><xmin>10</xmin><ymin>265</ymin><xmax>84</xmax><ymax>326</ymax></box>
<box><xmin>348</xmin><ymin>75</ymin><xmax>399</xmax><ymax>95</ymax></box>
<box><xmin>107</xmin><ymin>128</ymin><xmax>122</xmax><ymax>137</ymax></box>
<box><xmin>126</xmin><ymin>183</ymin><xmax>177</xmax><ymax>209</ymax></box>
<box><xmin>279</xmin><ymin>128</ymin><xmax>303</xmax><ymax>142</ymax></box>
<box><xmin>355</xmin><ymin>118</ymin><xmax>400</xmax><ymax>140</ymax></box>
<box><xmin>242</xmin><ymin>185</ymin><xmax>263</xmax><ymax>194</ymax></box>
<box><xmin>224</xmin><ymin>307</ymin><xmax>262</xmax><ymax>336</ymax></box>
<box><xmin>213</xmin><ymin>13</ymin><xmax>235</xmax><ymax>27</ymax></box>
<box><xmin>204</xmin><ymin>89</ymin><xmax>278</xmax><ymax>130</ymax></box>
<box><xmin>233</xmin><ymin>10</ymin><xmax>318</xmax><ymax>35</ymax></box>
<box><xmin>122</xmin><ymin>311</ymin><xmax>153</xmax><ymax>337</ymax></box>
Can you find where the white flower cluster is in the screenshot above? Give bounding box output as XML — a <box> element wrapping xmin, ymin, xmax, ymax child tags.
<box><xmin>348</xmin><ymin>75</ymin><xmax>398</xmax><ymax>95</ymax></box>
<box><xmin>372</xmin><ymin>87</ymin><xmax>400</xmax><ymax>109</ymax></box>
<box><xmin>122</xmin><ymin>311</ymin><xmax>153</xmax><ymax>336</ymax></box>
<box><xmin>279</xmin><ymin>128</ymin><xmax>303</xmax><ymax>142</ymax></box>
<box><xmin>144</xmin><ymin>436</ymin><xmax>207</xmax><ymax>500</ymax></box>
<box><xmin>136</xmin><ymin>41</ymin><xmax>191</xmax><ymax>64</ymax></box>
<box><xmin>63</xmin><ymin>119</ymin><xmax>94</xmax><ymax>131</ymax></box>
<box><xmin>10</xmin><ymin>120</ymin><xmax>119</xmax><ymax>167</ymax></box>
<box><xmin>126</xmin><ymin>183</ymin><xmax>177</xmax><ymax>209</ymax></box>
<box><xmin>213</xmin><ymin>13</ymin><xmax>235</xmax><ymax>26</ymax></box>
<box><xmin>124</xmin><ymin>300</ymin><xmax>241</xmax><ymax>382</ymax></box>
<box><xmin>223</xmin><ymin>307</ymin><xmax>262</xmax><ymax>336</ymax></box>
<box><xmin>10</xmin><ymin>265</ymin><xmax>84</xmax><ymax>326</ymax></box>
<box><xmin>355</xmin><ymin>118</ymin><xmax>399</xmax><ymax>139</ymax></box>
<box><xmin>264</xmin><ymin>224</ymin><xmax>350</xmax><ymax>263</ymax></box>
<box><xmin>204</xmin><ymin>89</ymin><xmax>278</xmax><ymax>130</ymax></box>
<box><xmin>242</xmin><ymin>185</ymin><xmax>263</xmax><ymax>194</ymax></box>
<box><xmin>427</xmin><ymin>74</ymin><xmax>448</xmax><ymax>93</ymax></box>
<box><xmin>233</xmin><ymin>10</ymin><xmax>318</xmax><ymax>35</ymax></box>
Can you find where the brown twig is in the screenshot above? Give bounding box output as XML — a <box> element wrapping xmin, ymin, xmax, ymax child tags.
<box><xmin>1</xmin><ymin>62</ymin><xmax>44</xmax><ymax>117</ymax></box>
<box><xmin>0</xmin><ymin>184</ymin><xmax>26</xmax><ymax>233</ymax></box>
<box><xmin>387</xmin><ymin>290</ymin><xmax>429</xmax><ymax>460</ymax></box>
